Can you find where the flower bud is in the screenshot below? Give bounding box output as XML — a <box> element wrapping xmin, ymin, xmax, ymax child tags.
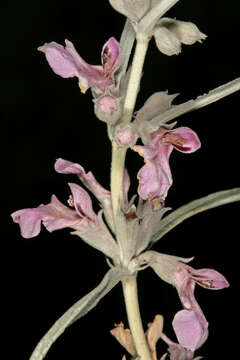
<box><xmin>154</xmin><ymin>26</ymin><xmax>181</xmax><ymax>56</ymax></box>
<box><xmin>94</xmin><ymin>95</ymin><xmax>122</xmax><ymax>125</ymax></box>
<box><xmin>160</xmin><ymin>18</ymin><xmax>206</xmax><ymax>45</ymax></box>
<box><xmin>115</xmin><ymin>124</ymin><xmax>137</xmax><ymax>147</ymax></box>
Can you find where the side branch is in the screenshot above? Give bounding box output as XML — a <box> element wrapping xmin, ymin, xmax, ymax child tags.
<box><xmin>152</xmin><ymin>77</ymin><xmax>240</xmax><ymax>126</ymax></box>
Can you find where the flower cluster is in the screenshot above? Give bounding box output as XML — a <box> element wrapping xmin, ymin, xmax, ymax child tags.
<box><xmin>132</xmin><ymin>251</ymin><xmax>229</xmax><ymax>359</ymax></box>
<box><xmin>11</xmin><ymin>158</ymin><xmax>229</xmax><ymax>359</ymax></box>
<box><xmin>11</xmin><ymin>1</ymin><xmax>237</xmax><ymax>360</ymax></box>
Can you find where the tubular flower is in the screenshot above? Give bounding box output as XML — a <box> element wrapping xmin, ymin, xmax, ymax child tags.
<box><xmin>11</xmin><ymin>173</ymin><xmax>119</xmax><ymax>260</ymax></box>
<box><xmin>172</xmin><ymin>264</ymin><xmax>229</xmax><ymax>351</ymax></box>
<box><xmin>54</xmin><ymin>158</ymin><xmax>114</xmax><ymax>230</ymax></box>
<box><xmin>54</xmin><ymin>158</ymin><xmax>111</xmax><ymax>205</ymax></box>
<box><xmin>134</xmin><ymin>251</ymin><xmax>229</xmax><ymax>353</ymax></box>
<box><xmin>38</xmin><ymin>37</ymin><xmax>122</xmax><ymax>93</ymax></box>
<box><xmin>11</xmin><ymin>183</ymin><xmax>98</xmax><ymax>238</ymax></box>
<box><xmin>133</xmin><ymin>126</ymin><xmax>201</xmax><ymax>202</ymax></box>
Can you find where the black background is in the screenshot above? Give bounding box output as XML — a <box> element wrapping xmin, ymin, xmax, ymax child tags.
<box><xmin>2</xmin><ymin>1</ymin><xmax>240</xmax><ymax>359</ymax></box>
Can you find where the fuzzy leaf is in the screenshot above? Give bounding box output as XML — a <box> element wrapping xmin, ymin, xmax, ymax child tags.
<box><xmin>150</xmin><ymin>77</ymin><xmax>240</xmax><ymax>127</ymax></box>
<box><xmin>136</xmin><ymin>92</ymin><xmax>178</xmax><ymax>123</ymax></box>
<box><xmin>29</xmin><ymin>268</ymin><xmax>124</xmax><ymax>360</ymax></box>
<box><xmin>150</xmin><ymin>188</ymin><xmax>240</xmax><ymax>245</ymax></box>
<box><xmin>116</xmin><ymin>19</ymin><xmax>135</xmax><ymax>84</ymax></box>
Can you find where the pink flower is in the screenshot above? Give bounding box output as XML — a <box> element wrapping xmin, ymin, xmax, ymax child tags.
<box><xmin>11</xmin><ymin>163</ymin><xmax>120</xmax><ymax>260</ymax></box>
<box><xmin>174</xmin><ymin>264</ymin><xmax>230</xmax><ymax>308</ymax></box>
<box><xmin>11</xmin><ymin>183</ymin><xmax>97</xmax><ymax>238</ymax></box>
<box><xmin>54</xmin><ymin>158</ymin><xmax>111</xmax><ymax>205</ymax></box>
<box><xmin>54</xmin><ymin>158</ymin><xmax>114</xmax><ymax>228</ymax></box>
<box><xmin>135</xmin><ymin>251</ymin><xmax>229</xmax><ymax>353</ymax></box>
<box><xmin>172</xmin><ymin>264</ymin><xmax>229</xmax><ymax>351</ymax></box>
<box><xmin>133</xmin><ymin>126</ymin><xmax>201</xmax><ymax>201</ymax></box>
<box><xmin>38</xmin><ymin>37</ymin><xmax>122</xmax><ymax>93</ymax></box>
<box><xmin>172</xmin><ymin>309</ymin><xmax>208</xmax><ymax>353</ymax></box>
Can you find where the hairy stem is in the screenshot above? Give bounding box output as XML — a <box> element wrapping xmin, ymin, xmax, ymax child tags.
<box><xmin>111</xmin><ymin>142</ymin><xmax>127</xmax><ymax>217</ymax></box>
<box><xmin>110</xmin><ymin>36</ymin><xmax>149</xmax><ymax>216</ymax></box>
<box><xmin>110</xmin><ymin>35</ymin><xmax>151</xmax><ymax>359</ymax></box>
<box><xmin>122</xmin><ymin>276</ymin><xmax>151</xmax><ymax>360</ymax></box>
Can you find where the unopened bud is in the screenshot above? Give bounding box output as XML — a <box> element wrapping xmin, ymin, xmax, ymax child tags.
<box><xmin>94</xmin><ymin>95</ymin><xmax>122</xmax><ymax>125</ymax></box>
<box><xmin>160</xmin><ymin>18</ymin><xmax>206</xmax><ymax>45</ymax></box>
<box><xmin>154</xmin><ymin>27</ymin><xmax>181</xmax><ymax>56</ymax></box>
<box><xmin>109</xmin><ymin>0</ymin><xmax>151</xmax><ymax>22</ymax></box>
<box><xmin>115</xmin><ymin>124</ymin><xmax>137</xmax><ymax>147</ymax></box>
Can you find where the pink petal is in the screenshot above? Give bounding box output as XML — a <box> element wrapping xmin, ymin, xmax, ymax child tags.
<box><xmin>133</xmin><ymin>125</ymin><xmax>200</xmax><ymax>201</ymax></box>
<box><xmin>65</xmin><ymin>40</ymin><xmax>108</xmax><ymax>92</ymax></box>
<box><xmin>137</xmin><ymin>161</ymin><xmax>171</xmax><ymax>200</ymax></box>
<box><xmin>41</xmin><ymin>195</ymin><xmax>83</xmax><ymax>232</ymax></box>
<box><xmin>186</xmin><ymin>266</ymin><xmax>230</xmax><ymax>289</ymax></box>
<box><xmin>55</xmin><ymin>158</ymin><xmax>84</xmax><ymax>174</ymax></box>
<box><xmin>11</xmin><ymin>195</ymin><xmax>82</xmax><ymax>238</ymax></box>
<box><xmin>38</xmin><ymin>39</ymin><xmax>116</xmax><ymax>93</ymax></box>
<box><xmin>55</xmin><ymin>158</ymin><xmax>111</xmax><ymax>201</ymax></box>
<box><xmin>11</xmin><ymin>208</ymin><xmax>43</xmax><ymax>238</ymax></box>
<box><xmin>68</xmin><ymin>183</ymin><xmax>98</xmax><ymax>224</ymax></box>
<box><xmin>173</xmin><ymin>310</ymin><xmax>208</xmax><ymax>351</ymax></box>
<box><xmin>162</xmin><ymin>127</ymin><xmax>201</xmax><ymax>153</ymax></box>
<box><xmin>38</xmin><ymin>42</ymin><xmax>80</xmax><ymax>78</ymax></box>
<box><xmin>101</xmin><ymin>37</ymin><xmax>122</xmax><ymax>78</ymax></box>
<box><xmin>133</xmin><ymin>142</ymin><xmax>173</xmax><ymax>200</ymax></box>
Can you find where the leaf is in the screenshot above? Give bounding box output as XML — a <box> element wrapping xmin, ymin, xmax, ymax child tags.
<box><xmin>116</xmin><ymin>19</ymin><xmax>135</xmax><ymax>84</ymax></box>
<box><xmin>29</xmin><ymin>268</ymin><xmax>124</xmax><ymax>360</ymax></box>
<box><xmin>150</xmin><ymin>77</ymin><xmax>240</xmax><ymax>127</ymax></box>
<box><xmin>136</xmin><ymin>92</ymin><xmax>178</xmax><ymax>123</ymax></box>
<box><xmin>150</xmin><ymin>188</ymin><xmax>240</xmax><ymax>245</ymax></box>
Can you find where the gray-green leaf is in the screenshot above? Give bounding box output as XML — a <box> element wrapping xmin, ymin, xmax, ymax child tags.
<box><xmin>151</xmin><ymin>77</ymin><xmax>240</xmax><ymax>127</ymax></box>
<box><xmin>29</xmin><ymin>268</ymin><xmax>124</xmax><ymax>360</ymax></box>
<box><xmin>151</xmin><ymin>188</ymin><xmax>240</xmax><ymax>245</ymax></box>
<box><xmin>116</xmin><ymin>19</ymin><xmax>135</xmax><ymax>84</ymax></box>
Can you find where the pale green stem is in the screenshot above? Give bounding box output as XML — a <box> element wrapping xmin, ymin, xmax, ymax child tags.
<box><xmin>110</xmin><ymin>35</ymin><xmax>151</xmax><ymax>360</ymax></box>
<box><xmin>122</xmin><ymin>37</ymin><xmax>149</xmax><ymax>125</ymax></box>
<box><xmin>110</xmin><ymin>36</ymin><xmax>149</xmax><ymax>216</ymax></box>
<box><xmin>110</xmin><ymin>143</ymin><xmax>127</xmax><ymax>218</ymax></box>
<box><xmin>122</xmin><ymin>275</ymin><xmax>152</xmax><ymax>360</ymax></box>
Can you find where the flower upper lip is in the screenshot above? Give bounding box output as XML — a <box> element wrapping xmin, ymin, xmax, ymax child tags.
<box><xmin>38</xmin><ymin>37</ymin><xmax>122</xmax><ymax>93</ymax></box>
<box><xmin>133</xmin><ymin>125</ymin><xmax>201</xmax><ymax>203</ymax></box>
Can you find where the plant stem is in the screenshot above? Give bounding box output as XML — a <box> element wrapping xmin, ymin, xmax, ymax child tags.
<box><xmin>122</xmin><ymin>37</ymin><xmax>149</xmax><ymax>125</ymax></box>
<box><xmin>110</xmin><ymin>35</ymin><xmax>150</xmax><ymax>359</ymax></box>
<box><xmin>122</xmin><ymin>275</ymin><xmax>151</xmax><ymax>360</ymax></box>
<box><xmin>110</xmin><ymin>36</ymin><xmax>149</xmax><ymax>216</ymax></box>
